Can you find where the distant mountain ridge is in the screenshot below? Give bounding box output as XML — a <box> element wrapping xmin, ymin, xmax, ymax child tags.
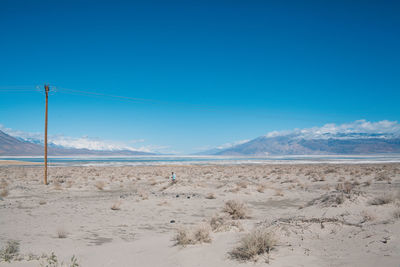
<box><xmin>212</xmin><ymin>135</ymin><xmax>400</xmax><ymax>156</ymax></box>
<box><xmin>200</xmin><ymin>120</ymin><xmax>400</xmax><ymax>155</ymax></box>
<box><xmin>0</xmin><ymin>130</ymin><xmax>153</xmax><ymax>156</ymax></box>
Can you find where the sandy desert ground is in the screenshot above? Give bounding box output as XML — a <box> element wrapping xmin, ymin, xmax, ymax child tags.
<box><xmin>0</xmin><ymin>163</ymin><xmax>399</xmax><ymax>266</ymax></box>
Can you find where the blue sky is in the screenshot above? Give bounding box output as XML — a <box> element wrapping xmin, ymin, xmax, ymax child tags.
<box><xmin>0</xmin><ymin>0</ymin><xmax>399</xmax><ymax>154</ymax></box>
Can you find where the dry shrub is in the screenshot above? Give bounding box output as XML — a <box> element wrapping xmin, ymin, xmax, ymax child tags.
<box><xmin>111</xmin><ymin>201</ymin><xmax>122</xmax><ymax>210</ymax></box>
<box><xmin>0</xmin><ymin>240</ymin><xmax>20</xmax><ymax>262</ymax></box>
<box><xmin>157</xmin><ymin>201</ymin><xmax>169</xmax><ymax>206</ymax></box>
<box><xmin>210</xmin><ymin>214</ymin><xmax>243</xmax><ymax>232</ymax></box>
<box><xmin>66</xmin><ymin>180</ymin><xmax>74</xmax><ymax>188</ymax></box>
<box><xmin>53</xmin><ymin>181</ymin><xmax>62</xmax><ymax>190</ymax></box>
<box><xmin>173</xmin><ymin>224</ymin><xmax>211</xmax><ymax>246</ymax></box>
<box><xmin>223</xmin><ymin>200</ymin><xmax>250</xmax><ymax>220</ymax></box>
<box><xmin>369</xmin><ymin>195</ymin><xmax>393</xmax><ymax>205</ymax></box>
<box><xmin>256</xmin><ymin>184</ymin><xmax>265</xmax><ymax>193</ymax></box>
<box><xmin>324</xmin><ymin>168</ymin><xmax>336</xmax><ymax>174</ymax></box>
<box><xmin>229</xmin><ymin>227</ymin><xmax>276</xmax><ymax>261</ymax></box>
<box><xmin>229</xmin><ymin>187</ymin><xmax>241</xmax><ymax>193</ymax></box>
<box><xmin>335</xmin><ymin>193</ymin><xmax>345</xmax><ymax>205</ymax></box>
<box><xmin>364</xmin><ymin>180</ymin><xmax>372</xmax><ymax>187</ymax></box>
<box><xmin>375</xmin><ymin>172</ymin><xmax>391</xmax><ymax>182</ymax></box>
<box><xmin>274</xmin><ymin>189</ymin><xmax>283</xmax><ymax>197</ymax></box>
<box><xmin>57</xmin><ymin>229</ymin><xmax>68</xmax><ymax>239</ymax></box>
<box><xmin>0</xmin><ymin>179</ymin><xmax>8</xmax><ymax>189</ymax></box>
<box><xmin>361</xmin><ymin>210</ymin><xmax>376</xmax><ymax>222</ymax></box>
<box><xmin>336</xmin><ymin>181</ymin><xmax>353</xmax><ymax>194</ymax></box>
<box><xmin>160</xmin><ymin>185</ymin><xmax>168</xmax><ymax>191</ymax></box>
<box><xmin>307</xmin><ymin>191</ymin><xmax>346</xmax><ymax>207</ymax></box>
<box><xmin>321</xmin><ymin>184</ymin><xmax>331</xmax><ymax>191</ymax></box>
<box><xmin>343</xmin><ymin>181</ymin><xmax>353</xmax><ymax>194</ymax></box>
<box><xmin>95</xmin><ymin>181</ymin><xmax>105</xmax><ymax>190</ymax></box>
<box><xmin>138</xmin><ymin>191</ymin><xmax>149</xmax><ymax>200</ymax></box>
<box><xmin>39</xmin><ymin>200</ymin><xmax>47</xmax><ymax>205</ymax></box>
<box><xmin>393</xmin><ymin>209</ymin><xmax>400</xmax><ymax>219</ymax></box>
<box><xmin>237</xmin><ymin>181</ymin><xmax>248</xmax><ymax>189</ymax></box>
<box><xmin>193</xmin><ymin>225</ymin><xmax>211</xmax><ymax>243</ymax></box>
<box><xmin>205</xmin><ymin>193</ymin><xmax>216</xmax><ymax>199</ymax></box>
<box><xmin>0</xmin><ymin>188</ymin><xmax>9</xmax><ymax>198</ymax></box>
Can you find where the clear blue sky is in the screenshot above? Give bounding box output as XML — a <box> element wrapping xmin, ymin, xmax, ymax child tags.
<box><xmin>0</xmin><ymin>0</ymin><xmax>399</xmax><ymax>154</ymax></box>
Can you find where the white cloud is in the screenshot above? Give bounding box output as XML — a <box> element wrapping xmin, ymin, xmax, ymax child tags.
<box><xmin>0</xmin><ymin>124</ymin><xmax>159</xmax><ymax>153</ymax></box>
<box><xmin>264</xmin><ymin>120</ymin><xmax>400</xmax><ymax>140</ymax></box>
<box><xmin>48</xmin><ymin>135</ymin><xmax>136</xmax><ymax>151</ymax></box>
<box><xmin>0</xmin><ymin>124</ymin><xmax>42</xmax><ymax>140</ymax></box>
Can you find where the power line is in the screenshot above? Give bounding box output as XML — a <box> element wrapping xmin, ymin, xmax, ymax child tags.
<box><xmin>0</xmin><ymin>90</ymin><xmax>37</xmax><ymax>92</ymax></box>
<box><xmin>57</xmin><ymin>88</ymin><xmax>148</xmax><ymax>104</ymax></box>
<box><xmin>0</xmin><ymin>85</ymin><xmax>219</xmax><ymax>111</ymax></box>
<box><xmin>57</xmin><ymin>87</ymin><xmax>218</xmax><ymax>110</ymax></box>
<box><xmin>0</xmin><ymin>86</ymin><xmax>37</xmax><ymax>89</ymax></box>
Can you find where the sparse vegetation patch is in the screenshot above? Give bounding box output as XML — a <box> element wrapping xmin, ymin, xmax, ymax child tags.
<box><xmin>229</xmin><ymin>227</ymin><xmax>276</xmax><ymax>262</ymax></box>
<box><xmin>223</xmin><ymin>200</ymin><xmax>250</xmax><ymax>220</ymax></box>
<box><xmin>173</xmin><ymin>224</ymin><xmax>211</xmax><ymax>246</ymax></box>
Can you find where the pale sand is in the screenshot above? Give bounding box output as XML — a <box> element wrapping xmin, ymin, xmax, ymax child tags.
<box><xmin>0</xmin><ymin>164</ymin><xmax>399</xmax><ymax>266</ymax></box>
<box><xmin>0</xmin><ymin>160</ymin><xmax>41</xmax><ymax>166</ymax></box>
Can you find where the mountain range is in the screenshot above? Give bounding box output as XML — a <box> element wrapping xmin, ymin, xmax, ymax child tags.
<box><xmin>205</xmin><ymin>135</ymin><xmax>400</xmax><ymax>156</ymax></box>
<box><xmin>0</xmin><ymin>130</ymin><xmax>153</xmax><ymax>156</ymax></box>
<box><xmin>2</xmin><ymin>120</ymin><xmax>400</xmax><ymax>156</ymax></box>
<box><xmin>200</xmin><ymin>120</ymin><xmax>400</xmax><ymax>155</ymax></box>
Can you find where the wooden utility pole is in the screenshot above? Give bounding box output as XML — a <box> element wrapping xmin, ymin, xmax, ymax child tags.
<box><xmin>44</xmin><ymin>84</ymin><xmax>50</xmax><ymax>185</ymax></box>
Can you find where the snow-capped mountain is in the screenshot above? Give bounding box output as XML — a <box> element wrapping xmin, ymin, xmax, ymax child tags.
<box><xmin>0</xmin><ymin>130</ymin><xmax>154</xmax><ymax>156</ymax></box>
<box><xmin>202</xmin><ymin>120</ymin><xmax>400</xmax><ymax>155</ymax></box>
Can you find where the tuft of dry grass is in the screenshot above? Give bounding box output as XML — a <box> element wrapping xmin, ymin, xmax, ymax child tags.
<box><xmin>393</xmin><ymin>209</ymin><xmax>400</xmax><ymax>219</ymax></box>
<box><xmin>229</xmin><ymin>187</ymin><xmax>241</xmax><ymax>193</ymax></box>
<box><xmin>0</xmin><ymin>179</ymin><xmax>8</xmax><ymax>189</ymax></box>
<box><xmin>173</xmin><ymin>224</ymin><xmax>211</xmax><ymax>246</ymax></box>
<box><xmin>0</xmin><ymin>240</ymin><xmax>20</xmax><ymax>262</ymax></box>
<box><xmin>236</xmin><ymin>181</ymin><xmax>248</xmax><ymax>189</ymax></box>
<box><xmin>375</xmin><ymin>172</ymin><xmax>391</xmax><ymax>182</ymax></box>
<box><xmin>364</xmin><ymin>180</ymin><xmax>372</xmax><ymax>187</ymax></box>
<box><xmin>335</xmin><ymin>193</ymin><xmax>345</xmax><ymax>205</ymax></box>
<box><xmin>53</xmin><ymin>181</ymin><xmax>62</xmax><ymax>190</ymax></box>
<box><xmin>223</xmin><ymin>200</ymin><xmax>250</xmax><ymax>220</ymax></box>
<box><xmin>229</xmin><ymin>227</ymin><xmax>276</xmax><ymax>262</ymax></box>
<box><xmin>274</xmin><ymin>189</ymin><xmax>284</xmax><ymax>197</ymax></box>
<box><xmin>205</xmin><ymin>193</ymin><xmax>216</xmax><ymax>199</ymax></box>
<box><xmin>369</xmin><ymin>195</ymin><xmax>393</xmax><ymax>205</ymax></box>
<box><xmin>256</xmin><ymin>184</ymin><xmax>265</xmax><ymax>193</ymax></box>
<box><xmin>361</xmin><ymin>210</ymin><xmax>376</xmax><ymax>222</ymax></box>
<box><xmin>157</xmin><ymin>201</ymin><xmax>169</xmax><ymax>206</ymax></box>
<box><xmin>0</xmin><ymin>188</ymin><xmax>9</xmax><ymax>197</ymax></box>
<box><xmin>138</xmin><ymin>191</ymin><xmax>149</xmax><ymax>200</ymax></box>
<box><xmin>95</xmin><ymin>181</ymin><xmax>105</xmax><ymax>191</ymax></box>
<box><xmin>66</xmin><ymin>180</ymin><xmax>74</xmax><ymax>188</ymax></box>
<box><xmin>57</xmin><ymin>229</ymin><xmax>68</xmax><ymax>239</ymax></box>
<box><xmin>336</xmin><ymin>181</ymin><xmax>353</xmax><ymax>194</ymax></box>
<box><xmin>210</xmin><ymin>214</ymin><xmax>243</xmax><ymax>232</ymax></box>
